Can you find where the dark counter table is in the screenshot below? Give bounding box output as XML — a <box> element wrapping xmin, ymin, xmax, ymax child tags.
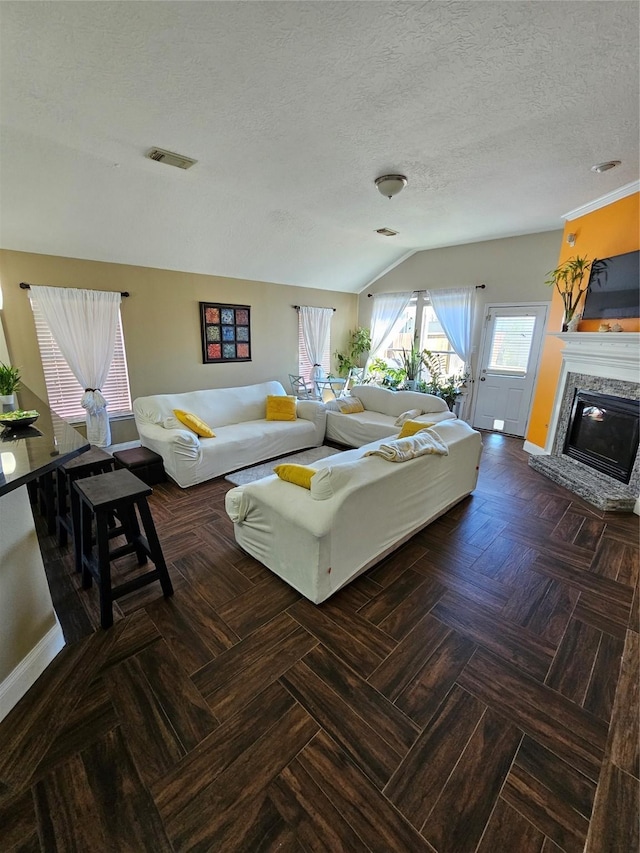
<box><xmin>0</xmin><ymin>387</ymin><xmax>90</xmax><ymax>497</ymax></box>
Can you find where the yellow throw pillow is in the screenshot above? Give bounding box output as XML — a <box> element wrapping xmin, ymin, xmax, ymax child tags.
<box><xmin>335</xmin><ymin>396</ymin><xmax>365</xmax><ymax>414</ymax></box>
<box><xmin>172</xmin><ymin>409</ymin><xmax>216</xmax><ymax>438</ymax></box>
<box><xmin>273</xmin><ymin>463</ymin><xmax>316</xmax><ymax>489</ymax></box>
<box><xmin>397</xmin><ymin>419</ymin><xmax>434</xmax><ymax>439</ymax></box>
<box><xmin>266</xmin><ymin>395</ymin><xmax>297</xmax><ymax>421</ymax></box>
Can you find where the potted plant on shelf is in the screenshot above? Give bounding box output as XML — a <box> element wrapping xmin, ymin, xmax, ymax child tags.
<box><xmin>0</xmin><ymin>362</ymin><xmax>21</xmax><ymax>409</ymax></box>
<box><xmin>545</xmin><ymin>255</ymin><xmax>594</xmax><ymax>331</ymax></box>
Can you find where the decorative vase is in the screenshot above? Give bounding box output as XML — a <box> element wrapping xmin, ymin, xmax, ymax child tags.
<box><xmin>310</xmin><ymin>364</ymin><xmax>324</xmax><ymax>384</ymax></box>
<box><xmin>566</xmin><ymin>312</ymin><xmax>581</xmax><ymax>333</ymax></box>
<box><xmin>0</xmin><ymin>393</ymin><xmax>15</xmax><ymax>412</ymax></box>
<box><xmin>405</xmin><ymin>380</ymin><xmax>417</xmax><ymax>391</ymax></box>
<box><xmin>562</xmin><ymin>308</ymin><xmax>575</xmax><ymax>333</ymax></box>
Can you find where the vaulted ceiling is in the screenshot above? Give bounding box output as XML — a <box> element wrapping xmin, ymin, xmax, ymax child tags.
<box><xmin>0</xmin><ymin>2</ymin><xmax>638</xmax><ymax>293</ymax></box>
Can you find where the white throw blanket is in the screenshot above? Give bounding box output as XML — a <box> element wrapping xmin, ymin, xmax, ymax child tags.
<box><xmin>364</xmin><ymin>428</ymin><xmax>449</xmax><ymax>462</ymax></box>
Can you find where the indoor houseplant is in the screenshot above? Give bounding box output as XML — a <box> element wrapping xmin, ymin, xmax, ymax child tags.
<box><xmin>420</xmin><ymin>350</ymin><xmax>468</xmax><ymax>410</ymax></box>
<box><xmin>400</xmin><ymin>345</ymin><xmax>423</xmax><ymax>390</ymax></box>
<box><xmin>0</xmin><ymin>362</ymin><xmax>21</xmax><ymax>407</ymax></box>
<box><xmin>335</xmin><ymin>327</ymin><xmax>371</xmax><ymax>376</ymax></box>
<box><xmin>545</xmin><ymin>255</ymin><xmax>594</xmax><ymax>331</ymax></box>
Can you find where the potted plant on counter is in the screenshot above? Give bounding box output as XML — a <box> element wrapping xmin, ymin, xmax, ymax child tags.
<box><xmin>0</xmin><ymin>362</ymin><xmax>21</xmax><ymax>409</ymax></box>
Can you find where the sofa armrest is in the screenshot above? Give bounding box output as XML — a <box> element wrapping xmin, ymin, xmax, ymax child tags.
<box><xmin>296</xmin><ymin>399</ymin><xmax>327</xmax><ymax>437</ymax></box>
<box><xmin>137</xmin><ymin>422</ymin><xmax>201</xmax><ymax>459</ymax></box>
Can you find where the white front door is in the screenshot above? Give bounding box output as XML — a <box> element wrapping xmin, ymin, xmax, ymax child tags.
<box><xmin>472</xmin><ymin>304</ymin><xmax>548</xmax><ymax>437</ymax></box>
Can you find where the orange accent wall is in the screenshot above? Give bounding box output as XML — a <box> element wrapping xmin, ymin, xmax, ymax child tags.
<box><xmin>526</xmin><ymin>191</ymin><xmax>640</xmax><ymax>449</ymax></box>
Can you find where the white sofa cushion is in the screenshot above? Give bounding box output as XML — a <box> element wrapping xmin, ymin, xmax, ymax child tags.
<box><xmin>350</xmin><ymin>385</ymin><xmax>449</xmax><ymax>418</ymax></box>
<box><xmin>309</xmin><ymin>460</ymin><xmax>362</xmax><ymax>500</ymax></box>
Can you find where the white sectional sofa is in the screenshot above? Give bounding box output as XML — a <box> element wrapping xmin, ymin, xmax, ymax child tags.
<box><xmin>325</xmin><ymin>383</ymin><xmax>456</xmax><ymax>447</ymax></box>
<box><xmin>133</xmin><ymin>381</ymin><xmax>326</xmax><ymax>488</ymax></box>
<box><xmin>225</xmin><ymin>419</ymin><xmax>482</xmax><ymax>603</ymax></box>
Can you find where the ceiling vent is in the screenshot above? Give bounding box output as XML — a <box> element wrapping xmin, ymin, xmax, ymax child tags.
<box><xmin>376</xmin><ymin>227</ymin><xmax>398</xmax><ymax>237</ymax></box>
<box><xmin>146</xmin><ymin>147</ymin><xmax>198</xmax><ymax>170</ymax></box>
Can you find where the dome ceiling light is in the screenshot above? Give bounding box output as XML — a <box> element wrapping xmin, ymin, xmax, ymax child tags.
<box><xmin>375</xmin><ymin>174</ymin><xmax>408</xmax><ymax>199</ymax></box>
<box><xmin>590</xmin><ymin>160</ymin><xmax>621</xmax><ymax>173</ymax></box>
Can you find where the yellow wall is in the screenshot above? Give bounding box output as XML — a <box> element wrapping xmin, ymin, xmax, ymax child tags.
<box><xmin>0</xmin><ymin>250</ymin><xmax>357</xmax><ymax>442</ymax></box>
<box><xmin>526</xmin><ymin>192</ymin><xmax>640</xmax><ymax>449</ymax></box>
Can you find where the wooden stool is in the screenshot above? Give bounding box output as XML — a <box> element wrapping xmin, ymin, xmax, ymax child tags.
<box><xmin>112</xmin><ymin>446</ymin><xmax>166</xmax><ymax>486</ymax></box>
<box><xmin>34</xmin><ymin>471</ymin><xmax>57</xmax><ymax>535</ymax></box>
<box><xmin>56</xmin><ymin>447</ymin><xmax>115</xmax><ymax>574</ymax></box>
<box><xmin>74</xmin><ymin>468</ymin><xmax>173</xmax><ymax>629</ymax></box>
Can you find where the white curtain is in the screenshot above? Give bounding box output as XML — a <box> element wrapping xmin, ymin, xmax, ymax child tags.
<box><xmin>367</xmin><ymin>291</ymin><xmax>412</xmax><ymax>364</ymax></box>
<box><xmin>30</xmin><ymin>286</ymin><xmax>122</xmax><ymax>446</ymax></box>
<box><xmin>299</xmin><ymin>306</ymin><xmax>333</xmax><ymax>383</ymax></box>
<box><xmin>426</xmin><ymin>286</ymin><xmax>475</xmax><ymax>366</ymax></box>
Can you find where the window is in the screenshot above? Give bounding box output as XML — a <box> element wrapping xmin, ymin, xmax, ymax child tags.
<box><xmin>31</xmin><ymin>299</ymin><xmax>132</xmax><ymax>422</ymax></box>
<box><xmin>486</xmin><ymin>315</ymin><xmax>536</xmax><ymax>376</ymax></box>
<box><xmin>380</xmin><ymin>293</ymin><xmax>463</xmax><ymax>379</ymax></box>
<box><xmin>298</xmin><ymin>317</ymin><xmax>331</xmax><ymax>381</ymax></box>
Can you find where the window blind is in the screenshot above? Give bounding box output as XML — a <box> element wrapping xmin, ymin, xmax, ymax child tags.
<box><xmin>298</xmin><ymin>317</ymin><xmax>331</xmax><ymax>381</ymax></box>
<box><xmin>31</xmin><ymin>299</ymin><xmax>132</xmax><ymax>422</ymax></box>
<box><xmin>488</xmin><ymin>315</ymin><xmax>536</xmax><ymax>375</ymax></box>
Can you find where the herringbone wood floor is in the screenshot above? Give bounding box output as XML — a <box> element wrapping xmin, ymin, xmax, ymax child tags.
<box><xmin>1</xmin><ymin>433</ymin><xmax>638</xmax><ymax>852</ymax></box>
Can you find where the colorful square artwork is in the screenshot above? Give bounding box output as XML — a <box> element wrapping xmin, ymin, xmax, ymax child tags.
<box><xmin>200</xmin><ymin>302</ymin><xmax>251</xmax><ymax>364</ymax></box>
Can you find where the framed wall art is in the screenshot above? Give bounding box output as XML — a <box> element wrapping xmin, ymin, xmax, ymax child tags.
<box><xmin>200</xmin><ymin>302</ymin><xmax>252</xmax><ymax>364</ymax></box>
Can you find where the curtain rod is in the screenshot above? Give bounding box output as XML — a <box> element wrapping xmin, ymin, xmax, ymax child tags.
<box><xmin>367</xmin><ymin>284</ymin><xmax>485</xmax><ymax>297</ymax></box>
<box><xmin>19</xmin><ymin>282</ymin><xmax>130</xmax><ymax>297</ymax></box>
<box><xmin>293</xmin><ymin>304</ymin><xmax>336</xmax><ymax>312</ymax></box>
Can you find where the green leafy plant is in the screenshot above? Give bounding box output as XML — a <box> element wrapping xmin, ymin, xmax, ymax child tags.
<box><xmin>420</xmin><ymin>350</ymin><xmax>468</xmax><ymax>410</ymax></box>
<box><xmin>545</xmin><ymin>255</ymin><xmax>594</xmax><ymax>328</ymax></box>
<box><xmin>366</xmin><ymin>358</ymin><xmax>404</xmax><ymax>389</ymax></box>
<box><xmin>0</xmin><ymin>362</ymin><xmax>21</xmax><ymax>396</ymax></box>
<box><xmin>335</xmin><ymin>327</ymin><xmax>371</xmax><ymax>376</ymax></box>
<box><xmin>400</xmin><ymin>345</ymin><xmax>423</xmax><ymax>381</ymax></box>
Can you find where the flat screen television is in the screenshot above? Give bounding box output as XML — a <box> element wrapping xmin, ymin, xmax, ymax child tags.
<box><xmin>582</xmin><ymin>249</ymin><xmax>640</xmax><ymax>320</ymax></box>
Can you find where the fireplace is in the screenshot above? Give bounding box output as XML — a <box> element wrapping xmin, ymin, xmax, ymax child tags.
<box><xmin>563</xmin><ymin>390</ymin><xmax>640</xmax><ymax>484</ymax></box>
<box><xmin>527</xmin><ymin>332</ymin><xmax>640</xmax><ymax>512</ymax></box>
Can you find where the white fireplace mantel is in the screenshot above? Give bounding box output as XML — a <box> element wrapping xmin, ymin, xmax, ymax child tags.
<box><xmin>525</xmin><ymin>333</ymin><xmax>640</xmax><ymax>457</ymax></box>
<box><xmin>551</xmin><ymin>332</ymin><xmax>640</xmax><ymax>382</ymax></box>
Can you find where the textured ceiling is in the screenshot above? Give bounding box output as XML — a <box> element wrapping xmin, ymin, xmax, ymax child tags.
<box><xmin>0</xmin><ymin>1</ymin><xmax>638</xmax><ymax>293</ymax></box>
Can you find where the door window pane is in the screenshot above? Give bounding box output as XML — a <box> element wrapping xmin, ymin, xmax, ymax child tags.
<box><xmin>487</xmin><ymin>315</ymin><xmax>536</xmax><ymax>375</ymax></box>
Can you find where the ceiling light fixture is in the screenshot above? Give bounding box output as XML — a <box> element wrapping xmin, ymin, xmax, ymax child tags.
<box><xmin>590</xmin><ymin>160</ymin><xmax>621</xmax><ymax>173</ymax></box>
<box><xmin>376</xmin><ymin>227</ymin><xmax>398</xmax><ymax>237</ymax></box>
<box><xmin>375</xmin><ymin>174</ymin><xmax>408</xmax><ymax>199</ymax></box>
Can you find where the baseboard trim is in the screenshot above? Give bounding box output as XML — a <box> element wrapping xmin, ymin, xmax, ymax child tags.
<box><xmin>523</xmin><ymin>440</ymin><xmax>546</xmax><ymax>456</ymax></box>
<box><xmin>0</xmin><ymin>620</ymin><xmax>65</xmax><ymax>724</ymax></box>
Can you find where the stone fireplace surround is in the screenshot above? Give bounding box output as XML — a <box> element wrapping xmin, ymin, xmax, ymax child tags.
<box><xmin>528</xmin><ymin>333</ymin><xmax>640</xmax><ymax>512</ymax></box>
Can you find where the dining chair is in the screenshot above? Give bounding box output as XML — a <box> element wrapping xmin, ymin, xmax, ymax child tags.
<box><xmin>289</xmin><ymin>374</ymin><xmax>315</xmax><ymax>399</ymax></box>
<box><xmin>339</xmin><ymin>367</ymin><xmax>365</xmax><ymax>396</ymax></box>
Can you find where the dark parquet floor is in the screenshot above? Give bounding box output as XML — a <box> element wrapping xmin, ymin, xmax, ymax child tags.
<box><xmin>1</xmin><ymin>432</ymin><xmax>638</xmax><ymax>852</ymax></box>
